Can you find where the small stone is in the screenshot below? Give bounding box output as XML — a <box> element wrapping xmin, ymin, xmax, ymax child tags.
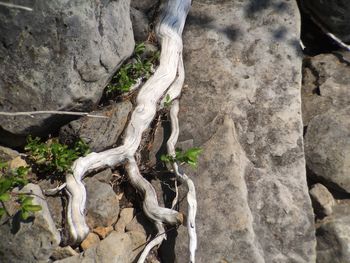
<box><xmin>54</xmin><ymin>231</ymin><xmax>146</xmax><ymax>263</ymax></box>
<box><xmin>0</xmin><ymin>145</ymin><xmax>20</xmax><ymax>161</ymax></box>
<box><xmin>81</xmin><ymin>233</ymin><xmax>100</xmax><ymax>251</ymax></box>
<box><xmin>305</xmin><ymin>107</ymin><xmax>350</xmax><ymax>192</ymax></box>
<box><xmin>95</xmin><ymin>231</ymin><xmax>146</xmax><ymax>263</ymax></box>
<box><xmin>8</xmin><ymin>156</ymin><xmax>27</xmax><ymax>169</ymax></box>
<box><xmin>125</xmin><ymin>212</ymin><xmax>154</xmax><ymax>236</ymax></box>
<box><xmin>51</xmin><ymin>246</ymin><xmax>79</xmax><ymax>260</ymax></box>
<box><xmin>114</xmin><ymin>208</ymin><xmax>135</xmax><ymax>232</ymax></box>
<box><xmin>94</xmin><ymin>168</ymin><xmax>113</xmax><ymax>184</ymax></box>
<box><xmin>93</xmin><ymin>226</ymin><xmax>114</xmax><ymax>239</ymax></box>
<box><xmin>84</xmin><ymin>177</ymin><xmax>120</xmax><ymax>228</ymax></box>
<box><xmin>310</xmin><ymin>184</ymin><xmax>335</xmax><ymax>217</ymax></box>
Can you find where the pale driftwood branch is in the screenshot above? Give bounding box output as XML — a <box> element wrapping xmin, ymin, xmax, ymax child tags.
<box><xmin>0</xmin><ymin>2</ymin><xmax>32</xmax><ymax>11</ymax></box>
<box><xmin>64</xmin><ymin>1</ymin><xmax>193</xmax><ymax>261</ymax></box>
<box><xmin>167</xmin><ymin>100</ymin><xmax>198</xmax><ymax>263</ymax></box>
<box><xmin>0</xmin><ymin>111</ymin><xmax>108</xmax><ymax>119</ymax></box>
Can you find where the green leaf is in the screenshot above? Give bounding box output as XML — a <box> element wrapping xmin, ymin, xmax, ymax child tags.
<box><xmin>0</xmin><ymin>179</ymin><xmax>13</xmax><ymax>195</ymax></box>
<box><xmin>0</xmin><ymin>193</ymin><xmax>10</xmax><ymax>201</ymax></box>
<box><xmin>20</xmin><ymin>210</ymin><xmax>30</xmax><ymax>220</ymax></box>
<box><xmin>23</xmin><ymin>204</ymin><xmax>42</xmax><ymax>212</ymax></box>
<box><xmin>185</xmin><ymin>148</ymin><xmax>202</xmax><ymax>161</ymax></box>
<box><xmin>19</xmin><ymin>196</ymin><xmax>34</xmax><ymax>206</ymax></box>
<box><xmin>160</xmin><ymin>154</ymin><xmax>171</xmax><ymax>163</ymax></box>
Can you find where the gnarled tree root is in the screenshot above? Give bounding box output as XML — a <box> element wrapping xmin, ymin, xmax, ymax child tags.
<box><xmin>64</xmin><ymin>0</ymin><xmax>196</xmax><ymax>262</ymax></box>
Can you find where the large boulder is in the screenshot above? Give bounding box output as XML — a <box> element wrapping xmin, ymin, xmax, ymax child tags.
<box><xmin>174</xmin><ymin>0</ymin><xmax>316</xmax><ymax>262</ymax></box>
<box><xmin>59</xmin><ymin>100</ymin><xmax>132</xmax><ymax>152</ymax></box>
<box><xmin>0</xmin><ymin>184</ymin><xmax>61</xmax><ymax>263</ymax></box>
<box><xmin>305</xmin><ymin>107</ymin><xmax>350</xmax><ymax>193</ymax></box>
<box><xmin>0</xmin><ymin>0</ymin><xmax>134</xmax><ymax>143</ymax></box>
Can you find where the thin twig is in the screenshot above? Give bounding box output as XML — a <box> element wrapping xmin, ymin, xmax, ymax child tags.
<box><xmin>0</xmin><ymin>2</ymin><xmax>33</xmax><ymax>11</ymax></box>
<box><xmin>133</xmin><ymin>225</ymin><xmax>178</xmax><ymax>251</ymax></box>
<box><xmin>0</xmin><ymin>111</ymin><xmax>109</xmax><ymax>119</ymax></box>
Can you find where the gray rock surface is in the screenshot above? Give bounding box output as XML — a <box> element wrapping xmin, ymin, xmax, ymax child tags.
<box><xmin>301</xmin><ymin>0</ymin><xmax>350</xmax><ymax>43</ymax></box>
<box><xmin>0</xmin><ymin>0</ymin><xmax>134</xmax><ymax>139</ymax></box>
<box><xmin>310</xmin><ymin>184</ymin><xmax>335</xmax><ymax>217</ymax></box>
<box><xmin>51</xmin><ymin>246</ymin><xmax>79</xmax><ymax>261</ymax></box>
<box><xmin>174</xmin><ymin>0</ymin><xmax>316</xmax><ymax>262</ymax></box>
<box><xmin>316</xmin><ymin>202</ymin><xmax>350</xmax><ymax>263</ymax></box>
<box><xmin>305</xmin><ymin>107</ymin><xmax>350</xmax><ymax>192</ymax></box>
<box><xmin>130</xmin><ymin>7</ymin><xmax>150</xmax><ymax>42</ymax></box>
<box><xmin>0</xmin><ymin>145</ymin><xmax>20</xmax><ymax>161</ymax></box>
<box><xmin>38</xmin><ymin>179</ymin><xmax>64</xmax><ymax>228</ymax></box>
<box><xmin>302</xmin><ymin>52</ymin><xmax>350</xmax><ymax>126</ymax></box>
<box><xmin>60</xmin><ymin>100</ymin><xmax>132</xmax><ymax>152</ymax></box>
<box><xmin>54</xmin><ymin>231</ymin><xmax>146</xmax><ymax>263</ymax></box>
<box><xmin>84</xmin><ymin>177</ymin><xmax>120</xmax><ymax>228</ymax></box>
<box><xmin>115</xmin><ymin>207</ymin><xmax>135</xmax><ymax>232</ymax></box>
<box><xmin>0</xmin><ymin>184</ymin><xmax>61</xmax><ymax>263</ymax></box>
<box><xmin>131</xmin><ymin>0</ymin><xmax>158</xmax><ymax>13</ymax></box>
<box><xmin>125</xmin><ymin>212</ymin><xmax>154</xmax><ymax>236</ymax></box>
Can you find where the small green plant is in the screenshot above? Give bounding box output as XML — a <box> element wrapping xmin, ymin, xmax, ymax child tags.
<box><xmin>17</xmin><ymin>195</ymin><xmax>42</xmax><ymax>220</ymax></box>
<box><xmin>106</xmin><ymin>42</ymin><xmax>160</xmax><ymax>94</ymax></box>
<box><xmin>160</xmin><ymin>147</ymin><xmax>202</xmax><ymax>168</ymax></box>
<box><xmin>163</xmin><ymin>94</ymin><xmax>172</xmax><ymax>107</ymax></box>
<box><xmin>0</xmin><ymin>161</ymin><xmax>41</xmax><ymax>220</ymax></box>
<box><xmin>25</xmin><ymin>136</ymin><xmax>90</xmax><ymax>177</ymax></box>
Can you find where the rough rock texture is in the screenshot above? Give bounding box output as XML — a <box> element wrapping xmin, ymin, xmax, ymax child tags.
<box><xmin>55</xmin><ymin>231</ymin><xmax>146</xmax><ymax>263</ymax></box>
<box><xmin>301</xmin><ymin>0</ymin><xmax>350</xmax><ymax>43</ymax></box>
<box><xmin>59</xmin><ymin>101</ymin><xmax>132</xmax><ymax>152</ymax></box>
<box><xmin>130</xmin><ymin>0</ymin><xmax>158</xmax><ymax>13</ymax></box>
<box><xmin>0</xmin><ymin>0</ymin><xmax>134</xmax><ymax>140</ymax></box>
<box><xmin>93</xmin><ymin>225</ymin><xmax>113</xmax><ymax>239</ymax></box>
<box><xmin>301</xmin><ymin>52</ymin><xmax>350</xmax><ymax>126</ymax></box>
<box><xmin>316</xmin><ymin>202</ymin><xmax>350</xmax><ymax>263</ymax></box>
<box><xmin>174</xmin><ymin>1</ymin><xmax>316</xmax><ymax>262</ymax></box>
<box><xmin>310</xmin><ymin>183</ymin><xmax>335</xmax><ymax>217</ymax></box>
<box><xmin>114</xmin><ymin>207</ymin><xmax>135</xmax><ymax>232</ymax></box>
<box><xmin>38</xmin><ymin>179</ymin><xmax>64</xmax><ymax>228</ymax></box>
<box><xmin>0</xmin><ymin>145</ymin><xmax>20</xmax><ymax>161</ymax></box>
<box><xmin>0</xmin><ymin>184</ymin><xmax>61</xmax><ymax>263</ymax></box>
<box><xmin>130</xmin><ymin>7</ymin><xmax>150</xmax><ymax>42</ymax></box>
<box><xmin>84</xmin><ymin>177</ymin><xmax>120</xmax><ymax>228</ymax></box>
<box><xmin>81</xmin><ymin>232</ymin><xmax>100</xmax><ymax>251</ymax></box>
<box><xmin>51</xmin><ymin>246</ymin><xmax>79</xmax><ymax>261</ymax></box>
<box><xmin>305</xmin><ymin>108</ymin><xmax>350</xmax><ymax>192</ymax></box>
<box><xmin>125</xmin><ymin>212</ymin><xmax>154</xmax><ymax>236</ymax></box>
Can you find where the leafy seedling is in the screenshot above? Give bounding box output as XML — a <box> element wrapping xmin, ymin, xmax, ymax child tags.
<box><xmin>161</xmin><ymin>147</ymin><xmax>202</xmax><ymax>168</ymax></box>
<box><xmin>163</xmin><ymin>94</ymin><xmax>172</xmax><ymax>107</ymax></box>
<box><xmin>0</xmin><ymin>161</ymin><xmax>41</xmax><ymax>220</ymax></box>
<box><xmin>25</xmin><ymin>136</ymin><xmax>90</xmax><ymax>177</ymax></box>
<box><xmin>106</xmin><ymin>42</ymin><xmax>160</xmax><ymax>94</ymax></box>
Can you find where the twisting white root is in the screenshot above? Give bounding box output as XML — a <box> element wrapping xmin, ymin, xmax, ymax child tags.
<box><xmin>64</xmin><ymin>0</ymin><xmax>193</xmax><ymax>261</ymax></box>
<box><xmin>167</xmin><ymin>100</ymin><xmax>197</xmax><ymax>263</ymax></box>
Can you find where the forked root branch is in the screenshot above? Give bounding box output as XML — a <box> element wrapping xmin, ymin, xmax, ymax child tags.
<box><xmin>64</xmin><ymin>0</ymin><xmax>196</xmax><ymax>261</ymax></box>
